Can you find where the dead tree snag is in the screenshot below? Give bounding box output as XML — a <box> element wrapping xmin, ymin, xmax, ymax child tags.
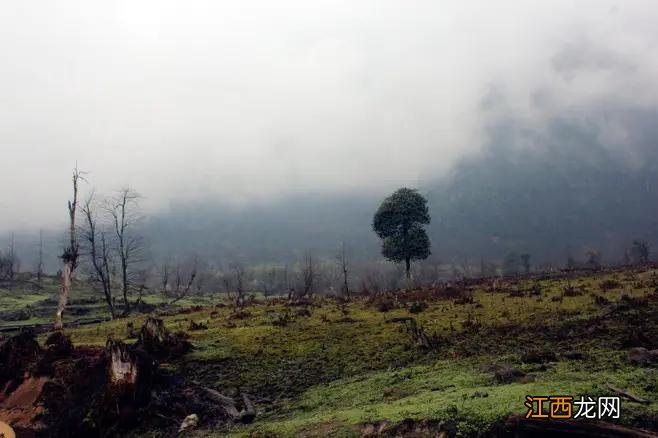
<box><xmin>55</xmin><ymin>166</ymin><xmax>84</xmax><ymax>330</ymax></box>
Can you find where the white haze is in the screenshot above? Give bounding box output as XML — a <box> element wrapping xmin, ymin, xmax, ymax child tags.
<box><xmin>1</xmin><ymin>1</ymin><xmax>658</xmax><ymax>230</ymax></box>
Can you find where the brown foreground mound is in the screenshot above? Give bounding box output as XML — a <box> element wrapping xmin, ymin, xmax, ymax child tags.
<box><xmin>0</xmin><ymin>317</ymin><xmax>254</xmax><ymax>437</ymax></box>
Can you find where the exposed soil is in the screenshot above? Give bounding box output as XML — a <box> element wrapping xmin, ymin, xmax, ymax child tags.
<box><xmin>0</xmin><ymin>319</ymin><xmax>234</xmax><ymax>437</ymax></box>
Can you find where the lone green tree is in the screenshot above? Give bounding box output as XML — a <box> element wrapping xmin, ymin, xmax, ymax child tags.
<box><xmin>373</xmin><ymin>188</ymin><xmax>431</xmax><ymax>286</ymax></box>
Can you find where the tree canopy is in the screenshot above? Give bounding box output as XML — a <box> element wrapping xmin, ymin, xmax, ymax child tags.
<box><xmin>373</xmin><ymin>188</ymin><xmax>431</xmax><ymax>280</ymax></box>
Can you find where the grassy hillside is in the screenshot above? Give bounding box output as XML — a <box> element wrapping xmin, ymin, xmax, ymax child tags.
<box><xmin>0</xmin><ymin>276</ymin><xmax>221</xmax><ymax>330</ymax></box>
<box><xmin>15</xmin><ymin>267</ymin><xmax>654</xmax><ymax>436</ymax></box>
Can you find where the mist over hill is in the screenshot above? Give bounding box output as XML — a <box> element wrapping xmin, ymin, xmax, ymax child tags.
<box><xmin>6</xmin><ymin>107</ymin><xmax>657</xmax><ymax>274</ymax></box>
<box><xmin>141</xmin><ymin>108</ymin><xmax>658</xmax><ymax>268</ymax></box>
<box><xmin>427</xmin><ymin>111</ymin><xmax>658</xmax><ymax>266</ymax></box>
<box><xmin>144</xmin><ymin>194</ymin><xmax>381</xmax><ymax>266</ymax></box>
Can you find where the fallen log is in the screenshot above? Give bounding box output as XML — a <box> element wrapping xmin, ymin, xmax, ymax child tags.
<box><xmin>0</xmin><ymin>317</ymin><xmax>110</xmax><ymax>334</ymax></box>
<box><xmin>198</xmin><ymin>386</ymin><xmax>241</xmax><ymax>420</ymax></box>
<box><xmin>196</xmin><ymin>385</ymin><xmax>256</xmax><ymax>424</ymax></box>
<box><xmin>240</xmin><ymin>393</ymin><xmax>256</xmax><ymax>423</ymax></box>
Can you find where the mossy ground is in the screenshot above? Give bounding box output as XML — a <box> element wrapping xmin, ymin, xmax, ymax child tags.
<box><xmin>3</xmin><ymin>268</ymin><xmax>657</xmax><ymax>436</ymax></box>
<box><xmin>0</xmin><ymin>276</ymin><xmax>221</xmax><ymax>329</ymax></box>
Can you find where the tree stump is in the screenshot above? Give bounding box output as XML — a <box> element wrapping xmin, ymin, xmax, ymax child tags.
<box><xmin>107</xmin><ymin>339</ymin><xmax>138</xmax><ymax>388</ymax></box>
<box><xmin>137</xmin><ymin>316</ymin><xmax>191</xmax><ymax>359</ymax></box>
<box><xmin>105</xmin><ymin>338</ymin><xmax>155</xmax><ymax>418</ymax></box>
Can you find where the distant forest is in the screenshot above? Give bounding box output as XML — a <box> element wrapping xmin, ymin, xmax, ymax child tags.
<box><xmin>146</xmin><ymin>112</ymin><xmax>658</xmax><ymax>269</ymax></box>
<box><xmin>4</xmin><ymin>111</ymin><xmax>658</xmax><ymax>274</ymax></box>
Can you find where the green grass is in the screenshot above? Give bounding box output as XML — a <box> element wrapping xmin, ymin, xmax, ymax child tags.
<box><xmin>0</xmin><ymin>276</ymin><xmax>229</xmax><ymax>330</ymax></box>
<box><xmin>238</xmin><ymin>349</ymin><xmax>657</xmax><ymax>437</ymax></box>
<box><xmin>4</xmin><ymin>268</ymin><xmax>657</xmax><ymax>436</ymax></box>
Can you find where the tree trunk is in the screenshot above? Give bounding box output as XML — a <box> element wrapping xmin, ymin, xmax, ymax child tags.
<box><xmin>56</xmin><ymin>167</ymin><xmax>81</xmax><ymax>330</ymax></box>
<box><xmin>106</xmin><ymin>337</ymin><xmax>155</xmax><ymax>408</ymax></box>
<box><xmin>405</xmin><ymin>257</ymin><xmax>411</xmax><ymax>290</ymax></box>
<box><xmin>103</xmin><ymin>284</ymin><xmax>116</xmax><ymax>319</ymax></box>
<box><xmin>37</xmin><ymin>230</ymin><xmax>43</xmax><ymax>285</ymax></box>
<box><xmin>54</xmin><ymin>262</ymin><xmax>72</xmax><ymax>330</ymax></box>
<box><xmin>121</xmin><ymin>259</ymin><xmax>130</xmax><ymax>316</ymax></box>
<box><xmin>199</xmin><ymin>386</ymin><xmax>256</xmax><ymax>423</ymax></box>
<box><xmin>100</xmin><ymin>233</ymin><xmax>115</xmax><ymax>318</ymax></box>
<box><xmin>107</xmin><ymin>339</ymin><xmax>138</xmax><ymax>387</ymax></box>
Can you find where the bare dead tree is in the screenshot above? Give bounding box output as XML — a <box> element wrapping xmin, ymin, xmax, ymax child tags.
<box><xmin>222</xmin><ymin>274</ymin><xmax>232</xmax><ymax>298</ymax></box>
<box><xmin>184</xmin><ymin>263</ymin><xmax>197</xmax><ymax>297</ymax></box>
<box><xmin>161</xmin><ymin>263</ymin><xmax>170</xmax><ymax>292</ymax></box>
<box><xmin>283</xmin><ymin>263</ymin><xmax>294</xmax><ymax>299</ymax></box>
<box><xmin>520</xmin><ymin>253</ymin><xmax>531</xmax><ymax>274</ymax></box>
<box><xmin>8</xmin><ymin>233</ymin><xmax>16</xmax><ymax>281</ymax></box>
<box><xmin>0</xmin><ymin>235</ymin><xmax>19</xmax><ymax>284</ymax></box>
<box><xmin>174</xmin><ymin>264</ymin><xmax>182</xmax><ymax>292</ymax></box>
<box><xmin>132</xmin><ymin>268</ymin><xmax>149</xmax><ymax>305</ymax></box>
<box><xmin>36</xmin><ymin>229</ymin><xmax>44</xmax><ymax>284</ymax></box>
<box><xmin>0</xmin><ymin>250</ymin><xmax>13</xmax><ymax>282</ymax></box>
<box><xmin>170</xmin><ymin>258</ymin><xmax>198</xmax><ymax>304</ymax></box>
<box><xmin>9</xmin><ymin>233</ymin><xmax>16</xmax><ymax>281</ymax></box>
<box><xmin>99</xmin><ymin>231</ymin><xmax>114</xmax><ymax>306</ymax></box>
<box><xmin>258</xmin><ymin>267</ymin><xmax>277</xmax><ymax>297</ymax></box>
<box><xmin>298</xmin><ymin>254</ymin><xmax>316</xmax><ymax>299</ymax></box>
<box><xmin>107</xmin><ymin>187</ymin><xmax>143</xmax><ymax>316</ymax></box>
<box><xmin>55</xmin><ymin>166</ymin><xmax>84</xmax><ymax>330</ymax></box>
<box><xmin>81</xmin><ymin>193</ymin><xmax>116</xmax><ymax>318</ymax></box>
<box><xmin>195</xmin><ymin>269</ymin><xmax>206</xmax><ymax>294</ymax></box>
<box><xmin>228</xmin><ymin>263</ymin><xmax>246</xmax><ymax>308</ymax></box>
<box><xmin>336</xmin><ymin>242</ymin><xmax>350</xmax><ymax>298</ymax></box>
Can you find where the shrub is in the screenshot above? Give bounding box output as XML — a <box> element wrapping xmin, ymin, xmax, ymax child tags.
<box><xmin>408</xmin><ymin>301</ymin><xmax>427</xmax><ymax>314</ymax></box>
<box><xmin>600</xmin><ymin>279</ymin><xmax>621</xmax><ymax>290</ymax></box>
<box><xmin>376</xmin><ymin>298</ymin><xmax>396</xmax><ymax>312</ymax></box>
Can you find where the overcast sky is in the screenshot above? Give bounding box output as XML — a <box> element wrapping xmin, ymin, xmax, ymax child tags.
<box><xmin>1</xmin><ymin>1</ymin><xmax>658</xmax><ymax>231</ymax></box>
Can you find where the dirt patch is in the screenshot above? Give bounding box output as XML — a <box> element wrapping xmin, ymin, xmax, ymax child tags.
<box><xmin>0</xmin><ymin>377</ymin><xmax>48</xmax><ymax>431</ymax></box>
<box><xmin>2</xmin><ymin>377</ymin><xmax>48</xmax><ymax>409</ymax></box>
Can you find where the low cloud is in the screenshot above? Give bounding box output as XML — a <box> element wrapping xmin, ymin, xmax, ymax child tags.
<box><xmin>1</xmin><ymin>1</ymin><xmax>658</xmax><ymax>231</ymax></box>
